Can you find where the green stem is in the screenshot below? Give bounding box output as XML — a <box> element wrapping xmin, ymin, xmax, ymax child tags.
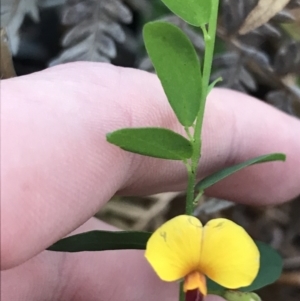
<box><xmin>198</xmin><ymin>0</ymin><xmax>219</xmax><ymax>128</ymax></box>
<box><xmin>185</xmin><ymin>163</ymin><xmax>195</xmax><ymax>214</ymax></box>
<box><xmin>193</xmin><ymin>190</ymin><xmax>204</xmax><ymax>207</ymax></box>
<box><xmin>184</xmin><ymin>127</ymin><xmax>193</xmax><ymax>141</ymax></box>
<box><xmin>179</xmin><ymin>282</ymin><xmax>185</xmax><ymax>301</ymax></box>
<box><xmin>185</xmin><ymin>0</ymin><xmax>220</xmax><ymax>215</ymax></box>
<box><xmin>181</xmin><ymin>4</ymin><xmax>220</xmax><ymax>301</ymax></box>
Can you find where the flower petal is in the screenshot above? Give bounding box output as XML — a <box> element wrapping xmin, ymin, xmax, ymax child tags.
<box><xmin>145</xmin><ymin>215</ymin><xmax>203</xmax><ymax>281</ymax></box>
<box><xmin>184</xmin><ymin>271</ymin><xmax>207</xmax><ymax>296</ymax></box>
<box><xmin>199</xmin><ymin>218</ymin><xmax>260</xmax><ymax>289</ymax></box>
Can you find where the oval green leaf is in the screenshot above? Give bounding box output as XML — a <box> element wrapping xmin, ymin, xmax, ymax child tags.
<box><xmin>144</xmin><ymin>21</ymin><xmax>202</xmax><ymax>126</ymax></box>
<box><xmin>47</xmin><ymin>231</ymin><xmax>151</xmax><ymax>252</ymax></box>
<box><xmin>223</xmin><ymin>291</ymin><xmax>261</xmax><ymax>301</ymax></box>
<box><xmin>207</xmin><ymin>278</ymin><xmax>226</xmax><ymax>296</ymax></box>
<box><xmin>196</xmin><ymin>153</ymin><xmax>286</xmax><ymax>192</ymax></box>
<box><xmin>239</xmin><ymin>241</ymin><xmax>283</xmax><ymax>292</ymax></box>
<box><xmin>106</xmin><ymin>127</ymin><xmax>193</xmax><ymax>160</ymax></box>
<box><xmin>161</xmin><ymin>0</ymin><xmax>211</xmax><ymax>26</ymax></box>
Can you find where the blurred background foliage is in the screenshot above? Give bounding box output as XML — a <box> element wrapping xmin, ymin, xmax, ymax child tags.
<box><xmin>1</xmin><ymin>1</ymin><xmax>300</xmax><ymax>300</ymax></box>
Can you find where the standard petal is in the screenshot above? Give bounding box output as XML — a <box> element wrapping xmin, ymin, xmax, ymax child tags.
<box><xmin>145</xmin><ymin>215</ymin><xmax>203</xmax><ymax>281</ymax></box>
<box><xmin>199</xmin><ymin>218</ymin><xmax>259</xmax><ymax>288</ymax></box>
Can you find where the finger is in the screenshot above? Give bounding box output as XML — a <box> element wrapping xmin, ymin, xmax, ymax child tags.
<box><xmin>1</xmin><ymin>218</ymin><xmax>178</xmax><ymax>301</ymax></box>
<box><xmin>2</xmin><ymin>63</ymin><xmax>300</xmax><ymax>270</ymax></box>
<box><xmin>1</xmin><ymin>218</ymin><xmax>225</xmax><ymax>301</ymax></box>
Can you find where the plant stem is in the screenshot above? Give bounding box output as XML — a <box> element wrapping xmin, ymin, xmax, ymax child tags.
<box><xmin>185</xmin><ymin>162</ymin><xmax>195</xmax><ymax>214</ymax></box>
<box><xmin>181</xmin><ymin>3</ymin><xmax>220</xmax><ymax>301</ymax></box>
<box><xmin>179</xmin><ymin>282</ymin><xmax>185</xmax><ymax>301</ymax></box>
<box><xmin>185</xmin><ymin>0</ymin><xmax>220</xmax><ymax>214</ymax></box>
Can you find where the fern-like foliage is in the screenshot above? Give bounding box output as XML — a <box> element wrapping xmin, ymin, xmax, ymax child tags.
<box><xmin>1</xmin><ymin>0</ymin><xmax>39</xmax><ymax>54</ymax></box>
<box><xmin>50</xmin><ymin>0</ymin><xmax>133</xmax><ymax>65</ymax></box>
<box><xmin>38</xmin><ymin>0</ymin><xmax>65</xmax><ymax>7</ymax></box>
<box><xmin>216</xmin><ymin>0</ymin><xmax>300</xmax><ymax>114</ymax></box>
<box><xmin>267</xmin><ymin>40</ymin><xmax>300</xmax><ymax>114</ymax></box>
<box><xmin>124</xmin><ymin>0</ymin><xmax>152</xmax><ymax>18</ymax></box>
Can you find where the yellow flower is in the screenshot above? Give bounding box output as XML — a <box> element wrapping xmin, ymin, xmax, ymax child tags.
<box><xmin>145</xmin><ymin>215</ymin><xmax>259</xmax><ymax>296</ymax></box>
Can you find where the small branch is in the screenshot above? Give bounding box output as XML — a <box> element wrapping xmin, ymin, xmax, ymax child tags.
<box><xmin>185</xmin><ymin>162</ymin><xmax>196</xmax><ymax>215</ymax></box>
<box><xmin>278</xmin><ymin>272</ymin><xmax>300</xmax><ymax>286</ymax></box>
<box><xmin>217</xmin><ymin>29</ymin><xmax>300</xmax><ymax>104</ymax></box>
<box><xmin>0</xmin><ymin>28</ymin><xmax>16</xmax><ymax>79</ymax></box>
<box><xmin>184</xmin><ymin>0</ymin><xmax>220</xmax><ymax>216</ymax></box>
<box><xmin>179</xmin><ymin>281</ymin><xmax>185</xmax><ymax>301</ymax></box>
<box><xmin>284</xmin><ymin>256</ymin><xmax>300</xmax><ymax>270</ymax></box>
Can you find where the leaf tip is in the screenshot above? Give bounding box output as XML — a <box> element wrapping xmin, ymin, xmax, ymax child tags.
<box><xmin>279</xmin><ymin>154</ymin><xmax>286</xmax><ymax>161</ymax></box>
<box><xmin>106</xmin><ymin>132</ymin><xmax>115</xmax><ymax>143</ymax></box>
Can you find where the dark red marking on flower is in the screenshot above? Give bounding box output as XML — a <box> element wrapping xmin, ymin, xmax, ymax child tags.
<box><xmin>185</xmin><ymin>289</ymin><xmax>203</xmax><ymax>301</ymax></box>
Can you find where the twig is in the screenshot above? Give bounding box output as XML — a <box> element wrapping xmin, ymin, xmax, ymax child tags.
<box><xmin>284</xmin><ymin>257</ymin><xmax>300</xmax><ymax>270</ymax></box>
<box><xmin>278</xmin><ymin>272</ymin><xmax>300</xmax><ymax>286</ymax></box>
<box><xmin>0</xmin><ymin>28</ymin><xmax>16</xmax><ymax>79</ymax></box>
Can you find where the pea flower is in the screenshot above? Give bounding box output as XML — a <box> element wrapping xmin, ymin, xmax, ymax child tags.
<box><xmin>145</xmin><ymin>215</ymin><xmax>259</xmax><ymax>296</ymax></box>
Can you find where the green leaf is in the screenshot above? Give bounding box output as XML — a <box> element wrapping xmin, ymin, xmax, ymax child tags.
<box><xmin>161</xmin><ymin>0</ymin><xmax>211</xmax><ymax>26</ymax></box>
<box><xmin>47</xmin><ymin>231</ymin><xmax>151</xmax><ymax>252</ymax></box>
<box><xmin>207</xmin><ymin>77</ymin><xmax>223</xmax><ymax>95</ymax></box>
<box><xmin>239</xmin><ymin>241</ymin><xmax>283</xmax><ymax>292</ymax></box>
<box><xmin>223</xmin><ymin>291</ymin><xmax>261</xmax><ymax>301</ymax></box>
<box><xmin>207</xmin><ymin>278</ymin><xmax>226</xmax><ymax>296</ymax></box>
<box><xmin>143</xmin><ymin>21</ymin><xmax>202</xmax><ymax>126</ymax></box>
<box><xmin>196</xmin><ymin>153</ymin><xmax>286</xmax><ymax>191</ymax></box>
<box><xmin>106</xmin><ymin>127</ymin><xmax>193</xmax><ymax>160</ymax></box>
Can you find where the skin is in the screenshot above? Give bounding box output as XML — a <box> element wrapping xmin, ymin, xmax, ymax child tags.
<box><xmin>1</xmin><ymin>62</ymin><xmax>300</xmax><ymax>301</ymax></box>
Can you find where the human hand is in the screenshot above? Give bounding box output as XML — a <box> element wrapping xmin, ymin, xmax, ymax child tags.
<box><xmin>1</xmin><ymin>63</ymin><xmax>300</xmax><ymax>301</ymax></box>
